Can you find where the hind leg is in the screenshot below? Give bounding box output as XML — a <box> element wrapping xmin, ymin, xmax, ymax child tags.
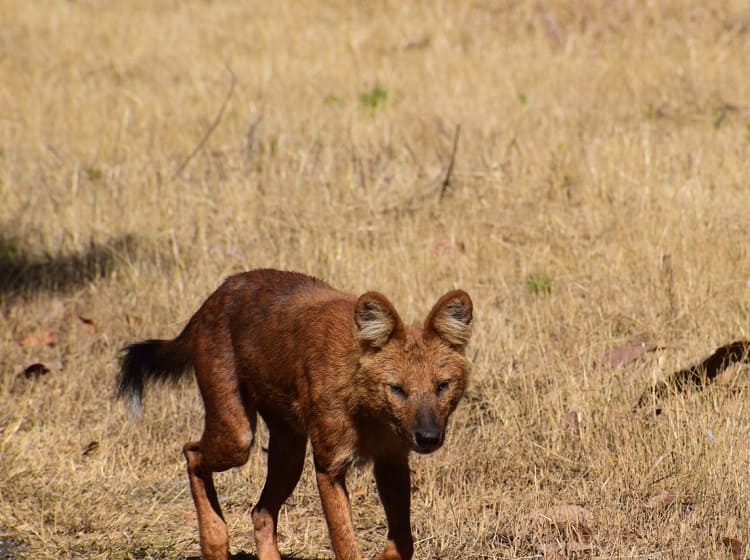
<box><xmin>185</xmin><ymin>359</ymin><xmax>256</xmax><ymax>559</ymax></box>
<box><xmin>251</xmin><ymin>421</ymin><xmax>307</xmax><ymax>560</ymax></box>
<box><xmin>184</xmin><ymin>442</ymin><xmax>230</xmax><ymax>560</ymax></box>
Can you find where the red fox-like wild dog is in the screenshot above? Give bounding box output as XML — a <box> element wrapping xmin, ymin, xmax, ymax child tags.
<box><xmin>116</xmin><ymin>269</ymin><xmax>473</xmax><ymax>560</ymax></box>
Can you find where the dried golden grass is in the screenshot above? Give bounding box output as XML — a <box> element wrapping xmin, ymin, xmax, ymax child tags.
<box><xmin>2</xmin><ymin>1</ymin><xmax>750</xmax><ymax>558</ymax></box>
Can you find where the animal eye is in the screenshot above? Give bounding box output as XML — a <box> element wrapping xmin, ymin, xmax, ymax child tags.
<box><xmin>436</xmin><ymin>380</ymin><xmax>451</xmax><ymax>395</ymax></box>
<box><xmin>388</xmin><ymin>384</ymin><xmax>407</xmax><ymax>399</ymax></box>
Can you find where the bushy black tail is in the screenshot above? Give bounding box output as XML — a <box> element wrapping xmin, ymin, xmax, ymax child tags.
<box><xmin>116</xmin><ymin>330</ymin><xmax>193</xmax><ymax>413</ymax></box>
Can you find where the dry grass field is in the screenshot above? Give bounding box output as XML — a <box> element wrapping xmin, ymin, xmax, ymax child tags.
<box><xmin>2</xmin><ymin>1</ymin><xmax>750</xmax><ymax>558</ymax></box>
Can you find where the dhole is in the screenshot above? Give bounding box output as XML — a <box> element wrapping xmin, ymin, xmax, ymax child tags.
<box><xmin>117</xmin><ymin>269</ymin><xmax>473</xmax><ymax>560</ymax></box>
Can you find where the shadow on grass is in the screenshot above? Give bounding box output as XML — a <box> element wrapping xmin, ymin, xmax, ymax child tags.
<box><xmin>185</xmin><ymin>553</ymin><xmax>318</xmax><ymax>560</ymax></box>
<box><xmin>0</xmin><ymin>535</ymin><xmax>24</xmax><ymax>560</ymax></box>
<box><xmin>0</xmin><ymin>233</ymin><xmax>144</xmax><ymax>305</ymax></box>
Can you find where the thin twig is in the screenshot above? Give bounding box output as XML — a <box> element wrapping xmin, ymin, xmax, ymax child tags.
<box><xmin>404</xmin><ymin>140</ymin><xmax>425</xmax><ymax>177</ymax></box>
<box><xmin>439</xmin><ymin>124</ymin><xmax>461</xmax><ymax>202</ymax></box>
<box><xmin>243</xmin><ymin>112</ymin><xmax>264</xmax><ymax>169</ymax></box>
<box><xmin>352</xmin><ymin>148</ymin><xmax>367</xmax><ymax>192</ymax></box>
<box><xmin>173</xmin><ymin>65</ymin><xmax>236</xmax><ymax>179</ymax></box>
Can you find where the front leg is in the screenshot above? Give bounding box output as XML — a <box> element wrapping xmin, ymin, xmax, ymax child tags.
<box><xmin>315</xmin><ymin>465</ymin><xmax>361</xmax><ymax>560</ymax></box>
<box><xmin>373</xmin><ymin>458</ymin><xmax>413</xmax><ymax>560</ymax></box>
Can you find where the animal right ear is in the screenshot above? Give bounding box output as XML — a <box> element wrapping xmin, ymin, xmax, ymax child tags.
<box><xmin>354</xmin><ymin>292</ymin><xmax>405</xmax><ymax>349</ymax></box>
<box><xmin>424</xmin><ymin>289</ymin><xmax>473</xmax><ymax>351</ymax></box>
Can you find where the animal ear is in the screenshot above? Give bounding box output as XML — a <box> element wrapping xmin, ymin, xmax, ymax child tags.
<box><xmin>424</xmin><ymin>290</ymin><xmax>473</xmax><ymax>350</ymax></box>
<box><xmin>354</xmin><ymin>292</ymin><xmax>405</xmax><ymax>349</ymax></box>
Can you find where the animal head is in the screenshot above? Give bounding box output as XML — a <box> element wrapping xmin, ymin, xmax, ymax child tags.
<box><xmin>354</xmin><ymin>289</ymin><xmax>473</xmax><ymax>454</ymax></box>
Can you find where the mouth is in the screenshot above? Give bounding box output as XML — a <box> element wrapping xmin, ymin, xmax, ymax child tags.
<box><xmin>413</xmin><ymin>442</ymin><xmax>443</xmax><ymax>454</ymax></box>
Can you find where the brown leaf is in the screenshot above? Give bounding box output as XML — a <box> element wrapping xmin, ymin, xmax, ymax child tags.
<box><xmin>721</xmin><ymin>537</ymin><xmax>745</xmax><ymax>560</ymax></box>
<box><xmin>20</xmin><ymin>330</ymin><xmax>58</xmax><ymax>349</ymax></box>
<box><xmin>432</xmin><ymin>238</ymin><xmax>465</xmax><ymax>256</ymax></box>
<box><xmin>530</xmin><ymin>505</ymin><xmax>594</xmax><ymax>545</ymax></box>
<box><xmin>646</xmin><ymin>490</ymin><xmax>677</xmax><ymax>511</ymax></box>
<box><xmin>433</xmin><ymin>238</ymin><xmax>452</xmax><ymax>256</ymax></box>
<box><xmin>564</xmin><ymin>410</ymin><xmax>580</xmax><ymax>435</ymax></box>
<box><xmin>485</xmin><ymin>528</ymin><xmax>515</xmax><ymax>546</ymax></box>
<box><xmin>571</xmin><ymin>523</ymin><xmax>593</xmax><ymax>545</ymax></box>
<box><xmin>404</xmin><ymin>34</ymin><xmax>431</xmax><ymax>51</ymax></box>
<box><xmin>531</xmin><ymin>504</ymin><xmax>590</xmax><ymax>524</ymax></box>
<box><xmin>537</xmin><ymin>546</ymin><xmax>565</xmax><ymax>560</ymax></box>
<box><xmin>537</xmin><ymin>540</ymin><xmax>593</xmax><ymax>558</ymax></box>
<box><xmin>567</xmin><ymin>540</ymin><xmax>595</xmax><ymax>551</ymax></box>
<box><xmin>21</xmin><ymin>362</ymin><xmax>51</xmax><ymax>379</ymax></box>
<box><xmin>600</xmin><ymin>344</ymin><xmax>658</xmax><ymax>368</ymax></box>
<box><xmin>75</xmin><ymin>312</ymin><xmax>96</xmax><ymax>335</ymax></box>
<box><xmin>82</xmin><ymin>441</ymin><xmax>100</xmax><ymax>456</ymax></box>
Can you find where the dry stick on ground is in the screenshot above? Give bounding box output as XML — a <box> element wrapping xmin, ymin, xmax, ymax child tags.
<box><xmin>172</xmin><ymin>65</ymin><xmax>237</xmax><ymax>180</ymax></box>
<box><xmin>243</xmin><ymin>112</ymin><xmax>264</xmax><ymax>169</ymax></box>
<box><xmin>636</xmin><ymin>339</ymin><xmax>750</xmax><ymax>409</ymax></box>
<box><xmin>662</xmin><ymin>253</ymin><xmax>676</xmax><ymax>320</ymax></box>
<box><xmin>377</xmin><ymin>125</ymin><xmax>461</xmax><ymax>214</ymax></box>
<box><xmin>439</xmin><ymin>124</ymin><xmax>461</xmax><ymax>202</ymax></box>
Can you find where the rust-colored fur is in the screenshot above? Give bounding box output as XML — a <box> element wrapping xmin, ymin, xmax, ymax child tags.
<box><xmin>117</xmin><ymin>269</ymin><xmax>473</xmax><ymax>560</ymax></box>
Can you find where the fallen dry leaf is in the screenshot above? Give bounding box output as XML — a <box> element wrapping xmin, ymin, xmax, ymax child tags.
<box><xmin>485</xmin><ymin>528</ymin><xmax>515</xmax><ymax>546</ymax></box>
<box><xmin>81</xmin><ymin>441</ymin><xmax>100</xmax><ymax>456</ymax></box>
<box><xmin>564</xmin><ymin>410</ymin><xmax>580</xmax><ymax>435</ymax></box>
<box><xmin>432</xmin><ymin>238</ymin><xmax>465</xmax><ymax>256</ymax></box>
<box><xmin>566</xmin><ymin>540</ymin><xmax>595</xmax><ymax>552</ymax></box>
<box><xmin>531</xmin><ymin>504</ymin><xmax>590</xmax><ymax>524</ymax></box>
<box><xmin>537</xmin><ymin>540</ymin><xmax>594</xmax><ymax>557</ymax></box>
<box><xmin>538</xmin><ymin>547</ymin><xmax>565</xmax><ymax>560</ymax></box>
<box><xmin>646</xmin><ymin>490</ymin><xmax>677</xmax><ymax>511</ymax></box>
<box><xmin>721</xmin><ymin>536</ymin><xmax>745</xmax><ymax>560</ymax></box>
<box><xmin>75</xmin><ymin>312</ymin><xmax>96</xmax><ymax>335</ymax></box>
<box><xmin>529</xmin><ymin>505</ymin><xmax>594</xmax><ymax>546</ymax></box>
<box><xmin>600</xmin><ymin>344</ymin><xmax>658</xmax><ymax>368</ymax></box>
<box><xmin>20</xmin><ymin>330</ymin><xmax>58</xmax><ymax>349</ymax></box>
<box><xmin>20</xmin><ymin>362</ymin><xmax>51</xmax><ymax>379</ymax></box>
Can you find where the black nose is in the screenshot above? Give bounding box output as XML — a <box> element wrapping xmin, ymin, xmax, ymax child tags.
<box><xmin>415</xmin><ymin>429</ymin><xmax>442</xmax><ymax>449</ymax></box>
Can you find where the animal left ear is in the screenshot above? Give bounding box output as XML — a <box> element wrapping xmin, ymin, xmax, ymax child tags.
<box><xmin>424</xmin><ymin>290</ymin><xmax>473</xmax><ymax>350</ymax></box>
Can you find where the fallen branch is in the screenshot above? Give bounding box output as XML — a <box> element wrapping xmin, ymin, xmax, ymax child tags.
<box><xmin>439</xmin><ymin>124</ymin><xmax>461</xmax><ymax>202</ymax></box>
<box><xmin>173</xmin><ymin>65</ymin><xmax>236</xmax><ymax>179</ymax></box>
<box><xmin>243</xmin><ymin>112</ymin><xmax>264</xmax><ymax>169</ymax></box>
